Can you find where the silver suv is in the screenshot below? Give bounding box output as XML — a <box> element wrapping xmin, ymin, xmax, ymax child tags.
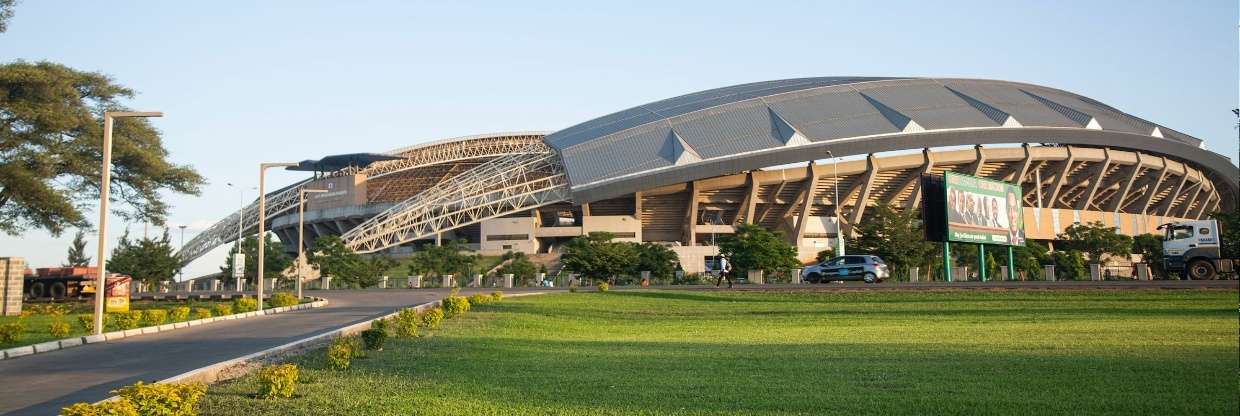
<box><xmin>802</xmin><ymin>255</ymin><xmax>889</xmax><ymax>283</ymax></box>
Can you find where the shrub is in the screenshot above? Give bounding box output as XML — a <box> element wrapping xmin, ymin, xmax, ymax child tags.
<box><xmin>490</xmin><ymin>291</ymin><xmax>504</xmax><ymax>302</ymax></box>
<box><xmin>393</xmin><ymin>309</ymin><xmax>419</xmax><ymax>337</ymax></box>
<box><xmin>76</xmin><ymin>314</ymin><xmax>96</xmax><ymax>333</ymax></box>
<box><xmin>257</xmin><ymin>364</ymin><xmax>299</xmax><ymax>399</ymax></box>
<box><xmin>361</xmin><ymin>328</ymin><xmax>387</xmax><ymax>351</ymax></box>
<box><xmin>113</xmin><ymin>381</ymin><xmax>206</xmax><ymax>416</ymax></box>
<box><xmin>418</xmin><ymin>308</ymin><xmax>444</xmax><ymax>330</ymax></box>
<box><xmin>233</xmin><ymin>297</ymin><xmax>258</xmax><ymax>313</ymax></box>
<box><xmin>141</xmin><ymin>309</ymin><xmax>168</xmax><ymax>327</ymax></box>
<box><xmin>597</xmin><ymin>282</ymin><xmax>609</xmax><ymax>292</ymax></box>
<box><xmin>212</xmin><ymin>303</ymin><xmax>232</xmax><ymax>317</ymax></box>
<box><xmin>60</xmin><ymin>399</ymin><xmax>138</xmax><ymax>416</ymax></box>
<box><xmin>168</xmin><ymin>307</ymin><xmax>190</xmax><ymax>322</ymax></box>
<box><xmin>442</xmin><ymin>296</ymin><xmax>470</xmax><ymax>317</ymax></box>
<box><xmin>269</xmin><ymin>292</ymin><xmax>298</xmax><ymax>308</ymax></box>
<box><xmin>326</xmin><ymin>337</ymin><xmax>353</xmax><ymax>370</ymax></box>
<box><xmin>0</xmin><ymin>322</ymin><xmax>23</xmax><ymax>343</ymax></box>
<box><xmin>49</xmin><ymin>319</ymin><xmax>71</xmax><ymax>338</ymax></box>
<box><xmin>110</xmin><ymin>311</ymin><xmax>143</xmax><ymax>330</ymax></box>
<box><xmin>569</xmin><ymin>286</ymin><xmax>578</xmax><ymax>293</ymax></box>
<box><xmin>467</xmin><ymin>293</ymin><xmax>491</xmax><ymax>306</ymax></box>
<box><xmin>192</xmin><ymin>308</ymin><xmax>213</xmax><ymax>320</ymax></box>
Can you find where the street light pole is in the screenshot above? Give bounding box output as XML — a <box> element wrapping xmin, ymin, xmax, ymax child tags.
<box><xmin>257</xmin><ymin>162</ymin><xmax>297</xmax><ymax>311</ymax></box>
<box><xmin>178</xmin><ymin>225</ymin><xmax>187</xmax><ymax>283</ymax></box>
<box><xmin>93</xmin><ymin>111</ymin><xmax>162</xmax><ymax>336</ymax></box>
<box><xmin>826</xmin><ymin>150</ymin><xmax>845</xmax><ymax>257</ymax></box>
<box><xmin>297</xmin><ymin>188</ymin><xmax>328</xmax><ymax>300</ymax></box>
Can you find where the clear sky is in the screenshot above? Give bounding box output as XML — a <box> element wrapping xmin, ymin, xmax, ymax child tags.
<box><xmin>1</xmin><ymin>0</ymin><xmax>1236</xmax><ymax>278</ymax></box>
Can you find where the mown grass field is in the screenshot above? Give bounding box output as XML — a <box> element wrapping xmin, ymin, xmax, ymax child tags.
<box><xmin>201</xmin><ymin>290</ymin><xmax>1239</xmax><ymax>415</ymax></box>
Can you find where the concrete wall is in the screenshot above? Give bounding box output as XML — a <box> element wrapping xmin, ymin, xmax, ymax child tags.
<box><xmin>582</xmin><ymin>215</ymin><xmax>641</xmax><ymax>242</ymax></box>
<box><xmin>0</xmin><ymin>257</ymin><xmax>24</xmax><ymax>316</ymax></box>
<box><xmin>305</xmin><ymin>174</ymin><xmax>368</xmax><ymax>211</ymax></box>
<box><xmin>1023</xmin><ymin>207</ymin><xmax>1167</xmax><ymax>240</ymax></box>
<box><xmin>671</xmin><ymin>245</ymin><xmax>719</xmax><ymax>275</ymax></box>
<box><xmin>480</xmin><ymin>217</ymin><xmax>537</xmax><ymax>255</ymax></box>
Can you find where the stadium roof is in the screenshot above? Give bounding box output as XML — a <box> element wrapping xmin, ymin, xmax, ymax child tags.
<box><xmin>288</xmin><ymin>153</ymin><xmax>404</xmax><ymax>172</ymax></box>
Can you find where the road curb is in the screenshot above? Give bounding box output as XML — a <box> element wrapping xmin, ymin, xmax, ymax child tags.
<box><xmin>0</xmin><ymin>298</ymin><xmax>328</xmax><ymax>360</ymax></box>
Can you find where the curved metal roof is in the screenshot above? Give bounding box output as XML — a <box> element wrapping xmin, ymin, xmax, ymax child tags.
<box><xmin>544</xmin><ymin>77</ymin><xmax>1235</xmax><ymax>203</ymax></box>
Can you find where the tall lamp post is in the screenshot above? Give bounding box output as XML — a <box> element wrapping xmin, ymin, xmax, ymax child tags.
<box><xmin>825</xmin><ymin>150</ymin><xmax>845</xmax><ymax>257</ymax></box>
<box><xmin>177</xmin><ymin>225</ymin><xmax>187</xmax><ymax>283</ymax></box>
<box><xmin>225</xmin><ymin>183</ymin><xmax>254</xmax><ymax>292</ymax></box>
<box><xmin>92</xmin><ymin>111</ymin><xmax>163</xmax><ymax>335</ymax></box>
<box><xmin>256</xmin><ymin>162</ymin><xmax>298</xmax><ymax>311</ymax></box>
<box><xmin>297</xmin><ymin>188</ymin><xmax>328</xmax><ymax>300</ymax></box>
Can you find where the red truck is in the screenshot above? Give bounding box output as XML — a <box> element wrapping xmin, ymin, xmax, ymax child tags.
<box><xmin>22</xmin><ymin>267</ymin><xmax>129</xmax><ymax>300</ymax></box>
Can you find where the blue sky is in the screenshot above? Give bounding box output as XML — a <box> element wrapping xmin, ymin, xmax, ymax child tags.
<box><xmin>1</xmin><ymin>0</ymin><xmax>1236</xmax><ymax>278</ymax></box>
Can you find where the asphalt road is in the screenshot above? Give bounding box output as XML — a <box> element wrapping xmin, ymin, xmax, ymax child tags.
<box><xmin>0</xmin><ymin>280</ymin><xmax>1233</xmax><ymax>414</ymax></box>
<box><xmin>0</xmin><ymin>288</ymin><xmax>532</xmax><ymax>415</ymax></box>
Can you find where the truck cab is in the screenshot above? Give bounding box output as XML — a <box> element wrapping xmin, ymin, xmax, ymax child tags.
<box><xmin>1160</xmin><ymin>219</ymin><xmax>1228</xmax><ymax>279</ymax></box>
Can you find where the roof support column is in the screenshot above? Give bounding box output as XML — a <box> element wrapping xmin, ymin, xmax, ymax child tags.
<box><xmin>1137</xmin><ymin>157</ymin><xmax>1170</xmax><ymax>215</ymax></box>
<box><xmin>1189</xmin><ymin>189</ymin><xmax>1216</xmax><ymax>219</ymax></box>
<box><xmin>1175</xmin><ymin>174</ymin><xmax>1204</xmax><ymax>218</ymax></box>
<box><xmin>970</xmin><ymin>145</ymin><xmax>987</xmax><ymax>176</ymax></box>
<box><xmin>902</xmin><ymin>148</ymin><xmax>935</xmax><ymax>210</ymax></box>
<box><xmin>1008</xmin><ymin>143</ymin><xmax>1035</xmax><ymax>184</ymax></box>
<box><xmin>739</xmin><ymin>171</ymin><xmax>759</xmax><ymax>224</ymax></box>
<box><xmin>794</xmin><ymin>163</ymin><xmax>822</xmax><ymax>243</ymax></box>
<box><xmin>1107</xmin><ymin>160</ymin><xmax>1143</xmax><ymax>213</ymax></box>
<box><xmin>1158</xmin><ymin>169</ymin><xmax>1191</xmax><ymax>217</ymax></box>
<box><xmin>847</xmin><ymin>155</ymin><xmax>880</xmax><ymax>229</ymax></box>
<box><xmin>1076</xmin><ymin>148</ymin><xmax>1111</xmax><ymax>210</ymax></box>
<box><xmin>684</xmin><ymin>181</ymin><xmax>699</xmax><ymax>246</ymax></box>
<box><xmin>1046</xmin><ymin>147</ymin><xmax>1076</xmax><ymax>208</ymax></box>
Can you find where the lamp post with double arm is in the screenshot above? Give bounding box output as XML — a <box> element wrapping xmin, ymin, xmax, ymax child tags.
<box><xmin>256</xmin><ymin>162</ymin><xmax>298</xmax><ymax>311</ymax></box>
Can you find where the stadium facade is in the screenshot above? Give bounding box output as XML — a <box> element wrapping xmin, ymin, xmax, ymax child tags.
<box><xmin>178</xmin><ymin>77</ymin><xmax>1238</xmax><ymax>274</ymax></box>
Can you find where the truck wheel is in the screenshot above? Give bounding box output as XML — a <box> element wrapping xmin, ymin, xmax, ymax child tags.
<box><xmin>29</xmin><ymin>282</ymin><xmax>46</xmax><ymax>299</ymax></box>
<box><xmin>1187</xmin><ymin>259</ymin><xmax>1216</xmax><ymax>280</ymax></box>
<box><xmin>50</xmin><ymin>282</ymin><xmax>67</xmax><ymax>299</ymax></box>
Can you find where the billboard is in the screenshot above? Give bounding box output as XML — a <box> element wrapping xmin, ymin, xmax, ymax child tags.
<box><xmin>944</xmin><ymin>172</ymin><xmax>1024</xmax><ymax>246</ymax></box>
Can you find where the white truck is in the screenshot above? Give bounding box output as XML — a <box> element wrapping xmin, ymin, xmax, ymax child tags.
<box><xmin>1159</xmin><ymin>219</ymin><xmax>1237</xmax><ymax>280</ymax></box>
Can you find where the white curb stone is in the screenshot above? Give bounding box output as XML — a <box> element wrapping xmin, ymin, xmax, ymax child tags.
<box><xmin>32</xmin><ymin>341</ymin><xmax>60</xmax><ymax>354</ymax></box>
<box><xmin>59</xmin><ymin>338</ymin><xmax>83</xmax><ymax>348</ymax></box>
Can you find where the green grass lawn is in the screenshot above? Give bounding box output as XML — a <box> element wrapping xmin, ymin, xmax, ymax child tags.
<box><xmin>201</xmin><ymin>290</ymin><xmax>1239</xmax><ymax>415</ymax></box>
<box><xmin>1</xmin><ymin>300</ymin><xmax>245</xmax><ymax>349</ymax></box>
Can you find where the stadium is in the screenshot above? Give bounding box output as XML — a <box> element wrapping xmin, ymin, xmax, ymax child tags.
<box><xmin>178</xmin><ymin>77</ymin><xmax>1238</xmax><ymax>275</ymax></box>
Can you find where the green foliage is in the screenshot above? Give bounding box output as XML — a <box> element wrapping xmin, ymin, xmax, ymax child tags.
<box><xmin>0</xmin><ymin>61</ymin><xmax>204</xmax><ymax>236</ymax></box>
<box><xmin>815</xmin><ymin>248</ymin><xmax>836</xmax><ymax>263</ymax></box>
<box><xmin>76</xmin><ymin>314</ymin><xmax>96</xmax><ymax>332</ymax></box>
<box><xmin>0</xmin><ymin>322</ymin><xmax>23</xmax><ymax>343</ymax></box>
<box><xmin>717</xmin><ymin>224</ymin><xmax>800</xmax><ymax>277</ymax></box>
<box><xmin>110</xmin><ymin>311</ymin><xmax>142</xmax><ymax>330</ymax></box>
<box><xmin>393</xmin><ymin>309</ymin><xmax>419</xmax><ymax>337</ymax></box>
<box><xmin>0</xmin><ymin>0</ymin><xmax>15</xmax><ymax>34</ymax></box>
<box><xmin>65</xmin><ymin>230</ymin><xmax>92</xmax><ymax>267</ymax></box>
<box><xmin>113</xmin><ymin>381</ymin><xmax>205</xmax><ymax>416</ymax></box>
<box><xmin>48</xmin><ymin>319</ymin><xmax>71</xmax><ymax>338</ymax></box>
<box><xmin>212</xmin><ymin>304</ymin><xmax>232</xmax><ymax>317</ymax></box>
<box><xmin>569</xmin><ymin>286</ymin><xmax>578</xmax><ymax>293</ymax></box>
<box><xmin>467</xmin><ymin>293</ymin><xmax>491</xmax><ymax>306</ymax></box>
<box><xmin>1132</xmin><ymin>233</ymin><xmax>1168</xmax><ymax>278</ymax></box>
<box><xmin>1058</xmin><ymin>221</ymin><xmax>1132</xmax><ymax>264</ymax></box>
<box><xmin>269</xmin><ymin>292</ymin><xmax>298</xmax><ymax>308</ymax></box>
<box><xmin>233</xmin><ymin>297</ymin><xmax>258</xmax><ymax>313</ymax></box>
<box><xmin>497</xmin><ymin>251</ymin><xmax>538</xmax><ymax>283</ymax></box>
<box><xmin>631</xmin><ymin>243</ymin><xmax>679</xmax><ymax>280</ymax></box>
<box><xmin>442</xmin><ymin>296</ymin><xmax>470</xmax><ymax>317</ymax></box>
<box><xmin>418</xmin><ymin>308</ymin><xmax>444</xmax><ymax>330</ymax></box>
<box><xmin>1010</xmin><ymin>241</ymin><xmax>1048</xmax><ymax>280</ymax></box>
<box><xmin>1051</xmin><ymin>250</ymin><xmax>1088</xmax><ymax>280</ymax></box>
<box><xmin>490</xmin><ymin>291</ymin><xmax>503</xmax><ymax>302</ymax></box>
<box><xmin>60</xmin><ymin>399</ymin><xmax>139</xmax><ymax>416</ymax></box>
<box><xmin>141</xmin><ymin>309</ymin><xmax>167</xmax><ymax>326</ymax></box>
<box><xmin>561</xmin><ymin>232</ymin><xmax>638</xmax><ymax>283</ymax></box>
<box><xmin>1209</xmin><ymin>211</ymin><xmax>1240</xmax><ymax>259</ymax></box>
<box><xmin>597</xmin><ymin>282</ymin><xmax>609</xmax><ymax>292</ymax></box>
<box><xmin>257</xmin><ymin>364</ymin><xmax>299</xmax><ymax>399</ymax></box>
<box><xmin>361</xmin><ymin>328</ymin><xmax>388</xmax><ymax>351</ymax></box>
<box><xmin>305</xmin><ymin>235</ymin><xmax>392</xmax><ymax>288</ymax></box>
<box><xmin>192</xmin><ymin>308</ymin><xmax>213</xmax><ymax>320</ymax></box>
<box><xmin>218</xmin><ymin>234</ymin><xmax>291</xmax><ymax>289</ymax></box>
<box><xmin>407</xmin><ymin>239</ymin><xmax>480</xmax><ymax>280</ymax></box>
<box><xmin>107</xmin><ymin>230</ymin><xmax>182</xmax><ymax>289</ymax></box>
<box><xmin>848</xmin><ymin>205</ymin><xmax>938</xmax><ymax>281</ymax></box>
<box><xmin>326</xmin><ymin>337</ymin><xmax>353</xmax><ymax>370</ymax></box>
<box><xmin>168</xmin><ymin>307</ymin><xmax>190</xmax><ymax>322</ymax></box>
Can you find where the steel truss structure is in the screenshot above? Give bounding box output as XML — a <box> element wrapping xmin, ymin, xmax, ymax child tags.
<box><xmin>176</xmin><ymin>132</ymin><xmax>547</xmax><ymax>265</ymax></box>
<box><xmin>342</xmin><ymin>143</ymin><xmax>570</xmax><ymax>253</ymax></box>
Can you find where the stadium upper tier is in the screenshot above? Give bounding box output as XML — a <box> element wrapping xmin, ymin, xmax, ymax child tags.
<box><xmin>178</xmin><ymin>78</ymin><xmax>1238</xmax><ymax>263</ymax></box>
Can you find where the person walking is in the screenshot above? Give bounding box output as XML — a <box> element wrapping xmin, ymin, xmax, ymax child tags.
<box><xmin>714</xmin><ymin>256</ymin><xmax>734</xmax><ymax>288</ymax></box>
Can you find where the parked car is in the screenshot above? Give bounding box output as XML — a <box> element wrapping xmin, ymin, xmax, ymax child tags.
<box><xmin>802</xmin><ymin>255</ymin><xmax>889</xmax><ymax>283</ymax></box>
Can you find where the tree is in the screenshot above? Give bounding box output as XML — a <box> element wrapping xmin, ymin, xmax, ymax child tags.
<box><xmin>1010</xmin><ymin>241</ymin><xmax>1049</xmax><ymax>280</ymax></box>
<box><xmin>560</xmin><ymin>232</ymin><xmax>637</xmax><ymax>283</ymax></box>
<box><xmin>219</xmin><ymin>234</ymin><xmax>292</xmax><ymax>288</ymax></box>
<box><xmin>496</xmin><ymin>251</ymin><xmax>538</xmax><ymax>283</ymax></box>
<box><xmin>0</xmin><ymin>61</ymin><xmax>204</xmax><ymax>236</ymax></box>
<box><xmin>1058</xmin><ymin>221</ymin><xmax>1132</xmax><ymax>264</ymax></box>
<box><xmin>0</xmin><ymin>0</ymin><xmax>14</xmax><ymax>33</ymax></box>
<box><xmin>64</xmin><ymin>230</ymin><xmax>91</xmax><ymax>267</ymax></box>
<box><xmin>407</xmin><ymin>239</ymin><xmax>478</xmax><ymax>279</ymax></box>
<box><xmin>306</xmin><ymin>235</ymin><xmax>361</xmax><ymax>285</ymax></box>
<box><xmin>350</xmin><ymin>256</ymin><xmax>396</xmax><ymax>288</ymax></box>
<box><xmin>631</xmin><ymin>243</ymin><xmax>679</xmax><ymax>280</ymax></box>
<box><xmin>848</xmin><ymin>204</ymin><xmax>937</xmax><ymax>280</ymax></box>
<box><xmin>716</xmin><ymin>224</ymin><xmax>799</xmax><ymax>278</ymax></box>
<box><xmin>109</xmin><ymin>229</ymin><xmax>181</xmax><ymax>288</ymax></box>
<box><xmin>1132</xmin><ymin>233</ymin><xmax>1168</xmax><ymax>279</ymax></box>
<box><xmin>1051</xmin><ymin>250</ymin><xmax>1087</xmax><ymax>280</ymax></box>
<box><xmin>1209</xmin><ymin>211</ymin><xmax>1240</xmax><ymax>259</ymax></box>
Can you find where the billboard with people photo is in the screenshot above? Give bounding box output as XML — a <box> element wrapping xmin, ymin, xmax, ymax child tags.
<box><xmin>944</xmin><ymin>172</ymin><xmax>1024</xmax><ymax>246</ymax></box>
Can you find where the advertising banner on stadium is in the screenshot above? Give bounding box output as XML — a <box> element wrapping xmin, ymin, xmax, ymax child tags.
<box><xmin>944</xmin><ymin>172</ymin><xmax>1025</xmax><ymax>246</ymax></box>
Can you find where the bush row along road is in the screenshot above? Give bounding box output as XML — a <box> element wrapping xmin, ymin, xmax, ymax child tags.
<box><xmin>0</xmin><ymin>281</ymin><xmax>1234</xmax><ymax>415</ymax></box>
